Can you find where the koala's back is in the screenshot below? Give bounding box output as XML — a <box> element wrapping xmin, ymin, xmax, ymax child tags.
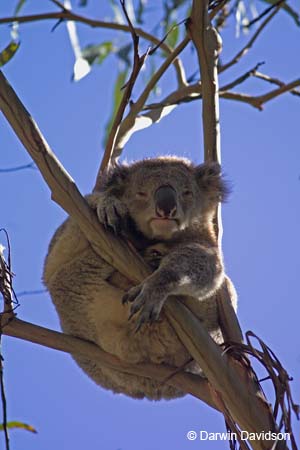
<box><xmin>44</xmin><ymin>196</ymin><xmax>227</xmax><ymax>400</ymax></box>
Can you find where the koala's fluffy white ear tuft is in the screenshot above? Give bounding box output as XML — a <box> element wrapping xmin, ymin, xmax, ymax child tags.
<box><xmin>195</xmin><ymin>162</ymin><xmax>229</xmax><ymax>202</ymax></box>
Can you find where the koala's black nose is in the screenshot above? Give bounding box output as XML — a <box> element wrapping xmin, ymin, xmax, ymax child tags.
<box><xmin>154</xmin><ymin>185</ymin><xmax>177</xmax><ymax>218</ymax></box>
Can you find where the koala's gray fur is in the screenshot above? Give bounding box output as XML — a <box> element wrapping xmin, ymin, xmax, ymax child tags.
<box><xmin>43</xmin><ymin>156</ymin><xmax>237</xmax><ymax>400</ymax></box>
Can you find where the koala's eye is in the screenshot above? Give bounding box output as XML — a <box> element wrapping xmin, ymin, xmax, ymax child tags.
<box><xmin>183</xmin><ymin>190</ymin><xmax>193</xmax><ymax>197</ymax></box>
<box><xmin>136</xmin><ymin>191</ymin><xmax>148</xmax><ymax>199</ymax></box>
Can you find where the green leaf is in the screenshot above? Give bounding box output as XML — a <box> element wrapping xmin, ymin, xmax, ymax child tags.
<box><xmin>258</xmin><ymin>0</ymin><xmax>300</xmax><ymax>26</ymax></box>
<box><xmin>116</xmin><ymin>43</ymin><xmax>133</xmax><ymax>68</ymax></box>
<box><xmin>14</xmin><ymin>0</ymin><xmax>26</xmax><ymax>16</ymax></box>
<box><xmin>135</xmin><ymin>0</ymin><xmax>147</xmax><ymax>24</ymax></box>
<box><xmin>0</xmin><ymin>421</ymin><xmax>37</xmax><ymax>434</ymax></box>
<box><xmin>103</xmin><ymin>69</ymin><xmax>128</xmax><ymax>148</ymax></box>
<box><xmin>166</xmin><ymin>22</ymin><xmax>180</xmax><ymax>49</ymax></box>
<box><xmin>109</xmin><ymin>0</ymin><xmax>125</xmax><ymax>24</ymax></box>
<box><xmin>82</xmin><ymin>42</ymin><xmax>114</xmax><ymax>66</ymax></box>
<box><xmin>0</xmin><ymin>41</ymin><xmax>20</xmax><ymax>68</ymax></box>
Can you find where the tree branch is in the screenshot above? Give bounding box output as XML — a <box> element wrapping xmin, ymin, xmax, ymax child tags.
<box><xmin>253</xmin><ymin>71</ymin><xmax>300</xmax><ymax>97</ymax></box>
<box><xmin>220</xmin><ymin>78</ymin><xmax>300</xmax><ymax>110</ymax></box>
<box><xmin>98</xmin><ymin>1</ymin><xmax>150</xmax><ymax>175</ymax></box>
<box><xmin>188</xmin><ymin>0</ymin><xmax>222</xmax><ymax>163</ymax></box>
<box><xmin>2</xmin><ymin>316</ymin><xmax>215</xmax><ymax>407</ymax></box>
<box><xmin>142</xmin><ymin>70</ymin><xmax>300</xmax><ymax>115</ymax></box>
<box><xmin>219</xmin><ymin>62</ymin><xmax>265</xmax><ymax>91</ymax></box>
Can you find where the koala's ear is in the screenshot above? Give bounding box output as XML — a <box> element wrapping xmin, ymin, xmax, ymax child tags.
<box><xmin>195</xmin><ymin>162</ymin><xmax>229</xmax><ymax>202</ymax></box>
<box><xmin>98</xmin><ymin>163</ymin><xmax>130</xmax><ymax>196</ymax></box>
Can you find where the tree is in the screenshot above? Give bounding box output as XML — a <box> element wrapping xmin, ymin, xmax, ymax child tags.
<box><xmin>0</xmin><ymin>1</ymin><xmax>299</xmax><ymax>449</ymax></box>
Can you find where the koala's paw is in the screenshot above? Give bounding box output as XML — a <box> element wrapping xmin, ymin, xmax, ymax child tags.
<box><xmin>97</xmin><ymin>198</ymin><xmax>128</xmax><ymax>234</ymax></box>
<box><xmin>122</xmin><ymin>283</ymin><xmax>165</xmax><ymax>332</ymax></box>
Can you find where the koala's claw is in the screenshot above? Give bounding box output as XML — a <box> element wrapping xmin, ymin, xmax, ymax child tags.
<box><xmin>123</xmin><ymin>283</ymin><xmax>165</xmax><ymax>331</ymax></box>
<box><xmin>122</xmin><ymin>285</ymin><xmax>142</xmax><ymax>305</ymax></box>
<box><xmin>97</xmin><ymin>200</ymin><xmax>127</xmax><ymax>235</ymax></box>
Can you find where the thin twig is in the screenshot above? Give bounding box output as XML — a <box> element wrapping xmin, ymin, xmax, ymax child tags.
<box><xmin>219</xmin><ymin>62</ymin><xmax>265</xmax><ymax>91</ymax></box>
<box><xmin>0</xmin><ymin>162</ymin><xmax>36</xmax><ymax>173</ymax></box>
<box><xmin>0</xmin><ymin>234</ymin><xmax>14</xmax><ymax>450</ymax></box>
<box><xmin>148</xmin><ymin>18</ymin><xmax>187</xmax><ymax>56</ymax></box>
<box><xmin>219</xmin><ymin>4</ymin><xmax>283</xmax><ymax>73</ymax></box>
<box><xmin>50</xmin><ymin>0</ymin><xmax>67</xmax><ymax>10</ymax></box>
<box><xmin>98</xmin><ymin>0</ymin><xmax>149</xmax><ymax>174</ymax></box>
<box><xmin>220</xmin><ymin>78</ymin><xmax>300</xmax><ymax>110</ymax></box>
<box><xmin>245</xmin><ymin>0</ymin><xmax>286</xmax><ymax>28</ymax></box>
<box><xmin>224</xmin><ymin>332</ymin><xmax>300</xmax><ymax>450</ymax></box>
<box><xmin>15</xmin><ymin>289</ymin><xmax>46</xmax><ymax>297</ymax></box>
<box><xmin>254</xmin><ymin>71</ymin><xmax>300</xmax><ymax>97</ymax></box>
<box><xmin>254</xmin><ymin>78</ymin><xmax>300</xmax><ymax>105</ymax></box>
<box><xmin>0</xmin><ymin>354</ymin><xmax>9</xmax><ymax>450</ymax></box>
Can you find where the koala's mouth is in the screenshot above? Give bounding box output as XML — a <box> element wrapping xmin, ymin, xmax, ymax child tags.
<box><xmin>149</xmin><ymin>218</ymin><xmax>179</xmax><ymax>238</ymax></box>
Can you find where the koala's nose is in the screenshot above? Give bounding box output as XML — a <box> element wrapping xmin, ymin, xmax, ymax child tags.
<box><xmin>154</xmin><ymin>185</ymin><xmax>177</xmax><ymax>218</ymax></box>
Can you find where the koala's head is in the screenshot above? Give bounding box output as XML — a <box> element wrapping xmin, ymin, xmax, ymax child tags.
<box><xmin>101</xmin><ymin>156</ymin><xmax>228</xmax><ymax>241</ymax></box>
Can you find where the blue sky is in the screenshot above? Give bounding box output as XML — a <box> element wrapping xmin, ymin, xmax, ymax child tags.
<box><xmin>0</xmin><ymin>1</ymin><xmax>299</xmax><ymax>449</ymax></box>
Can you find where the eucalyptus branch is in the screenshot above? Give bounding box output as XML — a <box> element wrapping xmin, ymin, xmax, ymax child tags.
<box><xmin>254</xmin><ymin>78</ymin><xmax>300</xmax><ymax>105</ymax></box>
<box><xmin>188</xmin><ymin>0</ymin><xmax>222</xmax><ymax>163</ymax></box>
<box><xmin>97</xmin><ymin>1</ymin><xmax>149</xmax><ymax>178</ymax></box>
<box><xmin>142</xmin><ymin>69</ymin><xmax>300</xmax><ymax>115</ymax></box>
<box><xmin>219</xmin><ymin>62</ymin><xmax>265</xmax><ymax>91</ymax></box>
<box><xmin>220</xmin><ymin>91</ymin><xmax>266</xmax><ymax>110</ymax></box>
<box><xmin>219</xmin><ymin>5</ymin><xmax>282</xmax><ymax>73</ymax></box>
<box><xmin>2</xmin><ymin>317</ymin><xmax>214</xmax><ymax>407</ymax></box>
<box><xmin>0</xmin><ymin>9</ymin><xmax>186</xmax><ymax>86</ymax></box>
<box><xmin>253</xmin><ymin>72</ymin><xmax>300</xmax><ymax>97</ymax></box>
<box><xmin>220</xmin><ymin>78</ymin><xmax>300</xmax><ymax>110</ymax></box>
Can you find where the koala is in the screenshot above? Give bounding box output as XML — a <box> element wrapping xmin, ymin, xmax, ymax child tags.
<box><xmin>43</xmin><ymin>156</ymin><xmax>237</xmax><ymax>400</ymax></box>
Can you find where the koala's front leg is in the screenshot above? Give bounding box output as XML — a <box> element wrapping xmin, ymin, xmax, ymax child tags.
<box><xmin>123</xmin><ymin>244</ymin><xmax>224</xmax><ymax>331</ymax></box>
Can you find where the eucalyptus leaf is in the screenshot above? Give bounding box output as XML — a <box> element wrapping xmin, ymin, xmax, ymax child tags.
<box><xmin>0</xmin><ymin>41</ymin><xmax>20</xmax><ymax>68</ymax></box>
<box><xmin>82</xmin><ymin>42</ymin><xmax>114</xmax><ymax>66</ymax></box>
<box><xmin>136</xmin><ymin>0</ymin><xmax>147</xmax><ymax>24</ymax></box>
<box><xmin>14</xmin><ymin>0</ymin><xmax>26</xmax><ymax>15</ymax></box>
<box><xmin>109</xmin><ymin>0</ymin><xmax>125</xmax><ymax>24</ymax></box>
<box><xmin>166</xmin><ymin>22</ymin><xmax>180</xmax><ymax>49</ymax></box>
<box><xmin>0</xmin><ymin>421</ymin><xmax>37</xmax><ymax>433</ymax></box>
<box><xmin>116</xmin><ymin>43</ymin><xmax>132</xmax><ymax>68</ymax></box>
